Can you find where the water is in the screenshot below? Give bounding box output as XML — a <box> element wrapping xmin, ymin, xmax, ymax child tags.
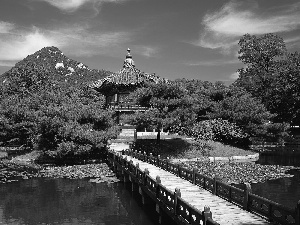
<box><xmin>252</xmin><ymin>153</ymin><xmax>300</xmax><ymax>209</ymax></box>
<box><xmin>0</xmin><ymin>178</ymin><xmax>157</xmax><ymax>225</ymax></box>
<box><xmin>1</xmin><ymin>154</ymin><xmax>300</xmax><ymax>223</ymax></box>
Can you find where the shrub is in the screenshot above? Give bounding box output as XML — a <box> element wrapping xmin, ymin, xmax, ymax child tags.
<box><xmin>190</xmin><ymin>118</ymin><xmax>248</xmax><ymax>146</ymax></box>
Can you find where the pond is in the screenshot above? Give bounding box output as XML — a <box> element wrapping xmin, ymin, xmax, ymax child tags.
<box><xmin>0</xmin><ymin>178</ymin><xmax>158</xmax><ymax>225</ymax></box>
<box><xmin>252</xmin><ymin>152</ymin><xmax>300</xmax><ymax>209</ymax></box>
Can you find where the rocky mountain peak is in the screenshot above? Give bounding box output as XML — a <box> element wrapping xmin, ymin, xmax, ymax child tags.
<box><xmin>1</xmin><ymin>46</ymin><xmax>113</xmax><ymax>89</ymax></box>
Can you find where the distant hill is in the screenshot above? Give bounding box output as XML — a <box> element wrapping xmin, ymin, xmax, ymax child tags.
<box><xmin>0</xmin><ymin>46</ymin><xmax>113</xmax><ymax>89</ymax></box>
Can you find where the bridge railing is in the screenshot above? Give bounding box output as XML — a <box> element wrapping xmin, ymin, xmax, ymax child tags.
<box><xmin>121</xmin><ymin>149</ymin><xmax>299</xmax><ymax>225</ymax></box>
<box><xmin>108</xmin><ymin>150</ymin><xmax>220</xmax><ymax>225</ymax></box>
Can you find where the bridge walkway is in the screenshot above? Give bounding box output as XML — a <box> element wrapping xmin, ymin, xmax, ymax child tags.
<box><xmin>123</xmin><ymin>154</ymin><xmax>272</xmax><ymax>225</ymax></box>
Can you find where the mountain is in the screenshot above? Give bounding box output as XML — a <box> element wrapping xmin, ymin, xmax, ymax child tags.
<box><xmin>0</xmin><ymin>46</ymin><xmax>113</xmax><ymax>89</ymax></box>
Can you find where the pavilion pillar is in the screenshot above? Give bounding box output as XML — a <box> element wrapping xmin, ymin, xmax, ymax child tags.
<box><xmin>114</xmin><ymin>93</ymin><xmax>118</xmax><ymax>104</ymax></box>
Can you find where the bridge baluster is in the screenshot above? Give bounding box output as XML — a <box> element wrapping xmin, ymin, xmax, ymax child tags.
<box><xmin>174</xmin><ymin>187</ymin><xmax>181</xmax><ymax>216</ymax></box>
<box><xmin>202</xmin><ymin>206</ymin><xmax>213</xmax><ymax>225</ymax></box>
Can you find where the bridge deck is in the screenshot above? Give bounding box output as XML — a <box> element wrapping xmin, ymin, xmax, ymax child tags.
<box><xmin>124</xmin><ymin>154</ymin><xmax>272</xmax><ymax>225</ymax></box>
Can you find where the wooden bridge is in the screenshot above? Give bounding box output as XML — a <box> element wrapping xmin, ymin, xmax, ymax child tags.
<box><xmin>107</xmin><ymin>149</ymin><xmax>299</xmax><ymax>225</ymax></box>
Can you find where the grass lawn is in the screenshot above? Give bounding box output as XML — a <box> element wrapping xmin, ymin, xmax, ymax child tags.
<box><xmin>134</xmin><ymin>135</ymin><xmax>255</xmax><ymax>159</ymax></box>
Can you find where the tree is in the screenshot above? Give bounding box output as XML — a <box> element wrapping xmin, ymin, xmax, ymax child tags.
<box><xmin>238</xmin><ymin>33</ymin><xmax>286</xmax><ymax>69</ymax></box>
<box><xmin>265</xmin><ymin>52</ymin><xmax>300</xmax><ymax>124</ymax></box>
<box><xmin>209</xmin><ymin>86</ymin><xmax>274</xmax><ymax>137</ymax></box>
<box><xmin>129</xmin><ymin>81</ymin><xmax>194</xmax><ymax>135</ymax></box>
<box><xmin>0</xmin><ymin>66</ymin><xmax>117</xmax><ymax>162</ymax></box>
<box><xmin>234</xmin><ymin>33</ymin><xmax>300</xmax><ymax>124</ymax></box>
<box><xmin>235</xmin><ymin>33</ymin><xmax>287</xmax><ymax>105</ymax></box>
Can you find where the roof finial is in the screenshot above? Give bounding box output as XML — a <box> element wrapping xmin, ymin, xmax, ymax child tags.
<box><xmin>124</xmin><ymin>48</ymin><xmax>134</xmax><ymax>68</ymax></box>
<box><xmin>126</xmin><ymin>48</ymin><xmax>132</xmax><ymax>59</ymax></box>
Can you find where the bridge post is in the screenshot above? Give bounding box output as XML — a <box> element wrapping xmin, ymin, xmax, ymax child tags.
<box><xmin>135</xmin><ymin>162</ymin><xmax>139</xmax><ymax>176</ymax></box>
<box><xmin>296</xmin><ymin>200</ymin><xmax>300</xmax><ymax>225</ymax></box>
<box><xmin>144</xmin><ymin>168</ymin><xmax>149</xmax><ymax>186</ymax></box>
<box><xmin>243</xmin><ymin>183</ymin><xmax>252</xmax><ymax>210</ymax></box>
<box><xmin>192</xmin><ymin>168</ymin><xmax>197</xmax><ymax>184</ymax></box>
<box><xmin>174</xmin><ymin>187</ymin><xmax>181</xmax><ymax>216</ymax></box>
<box><xmin>157</xmin><ymin>155</ymin><xmax>160</xmax><ymax>167</ymax></box>
<box><xmin>155</xmin><ymin>175</ymin><xmax>162</xmax><ymax>222</ymax></box>
<box><xmin>177</xmin><ymin>164</ymin><xmax>181</xmax><ymax>177</ymax></box>
<box><xmin>150</xmin><ymin>153</ymin><xmax>153</xmax><ymax>164</ymax></box>
<box><xmin>166</xmin><ymin>157</ymin><xmax>170</xmax><ymax>171</ymax></box>
<box><xmin>134</xmin><ymin>129</ymin><xmax>137</xmax><ymax>142</ymax></box>
<box><xmin>202</xmin><ymin>206</ymin><xmax>212</xmax><ymax>225</ymax></box>
<box><xmin>213</xmin><ymin>175</ymin><xmax>221</xmax><ymax>195</ymax></box>
<box><xmin>155</xmin><ymin>175</ymin><xmax>161</xmax><ymax>198</ymax></box>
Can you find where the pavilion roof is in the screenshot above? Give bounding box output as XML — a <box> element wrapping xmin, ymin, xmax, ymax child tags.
<box><xmin>91</xmin><ymin>48</ymin><xmax>166</xmax><ymax>92</ymax></box>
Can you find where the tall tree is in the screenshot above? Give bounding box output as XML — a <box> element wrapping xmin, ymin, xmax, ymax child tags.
<box><xmin>235</xmin><ymin>33</ymin><xmax>287</xmax><ymax>106</ymax></box>
<box><xmin>266</xmin><ymin>52</ymin><xmax>300</xmax><ymax>123</ymax></box>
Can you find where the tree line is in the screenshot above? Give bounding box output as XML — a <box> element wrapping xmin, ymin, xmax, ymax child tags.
<box><xmin>127</xmin><ymin>33</ymin><xmax>299</xmax><ymax>146</ymax></box>
<box><xmin>0</xmin><ymin>33</ymin><xmax>299</xmax><ymax>162</ymax></box>
<box><xmin>0</xmin><ymin>60</ymin><xmax>118</xmax><ymax>163</ymax></box>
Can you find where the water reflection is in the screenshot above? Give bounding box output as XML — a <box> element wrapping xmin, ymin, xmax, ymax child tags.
<box><xmin>257</xmin><ymin>152</ymin><xmax>300</xmax><ymax>166</ymax></box>
<box><xmin>0</xmin><ymin>178</ymin><xmax>157</xmax><ymax>225</ymax></box>
<box><xmin>252</xmin><ymin>169</ymin><xmax>300</xmax><ymax>209</ymax></box>
<box><xmin>253</xmin><ymin>151</ymin><xmax>300</xmax><ymax>209</ymax></box>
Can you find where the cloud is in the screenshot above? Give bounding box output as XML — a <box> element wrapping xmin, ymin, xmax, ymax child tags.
<box><xmin>37</xmin><ymin>0</ymin><xmax>127</xmax><ymax>13</ymax></box>
<box><xmin>230</xmin><ymin>71</ymin><xmax>239</xmax><ymax>80</ymax></box>
<box><xmin>49</xmin><ymin>25</ymin><xmax>131</xmax><ymax>56</ymax></box>
<box><xmin>0</xmin><ymin>28</ymin><xmax>57</xmax><ymax>61</ymax></box>
<box><xmin>0</xmin><ymin>61</ymin><xmax>15</xmax><ymax>67</ymax></box>
<box><xmin>132</xmin><ymin>46</ymin><xmax>158</xmax><ymax>58</ymax></box>
<box><xmin>186</xmin><ymin>59</ymin><xmax>239</xmax><ymax>66</ymax></box>
<box><xmin>194</xmin><ymin>1</ymin><xmax>300</xmax><ymax>53</ymax></box>
<box><xmin>0</xmin><ymin>22</ymin><xmax>131</xmax><ymax>65</ymax></box>
<box><xmin>0</xmin><ymin>21</ymin><xmax>15</xmax><ymax>34</ymax></box>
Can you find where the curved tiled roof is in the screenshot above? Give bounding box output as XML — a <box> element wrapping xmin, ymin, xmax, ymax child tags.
<box><xmin>91</xmin><ymin>48</ymin><xmax>166</xmax><ymax>91</ymax></box>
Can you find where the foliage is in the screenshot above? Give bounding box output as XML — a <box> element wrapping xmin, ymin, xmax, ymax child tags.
<box><xmin>265</xmin><ymin>52</ymin><xmax>300</xmax><ymax>124</ymax></box>
<box><xmin>129</xmin><ymin>78</ymin><xmax>281</xmax><ymax>145</ymax></box>
<box><xmin>238</xmin><ymin>33</ymin><xmax>286</xmax><ymax>69</ymax></box>
<box><xmin>235</xmin><ymin>33</ymin><xmax>286</xmax><ymax>105</ymax></box>
<box><xmin>0</xmin><ymin>47</ymin><xmax>118</xmax><ymax>163</ymax></box>
<box><xmin>235</xmin><ymin>33</ymin><xmax>300</xmax><ymax>124</ymax></box>
<box><xmin>263</xmin><ymin>122</ymin><xmax>290</xmax><ymax>143</ymax></box>
<box><xmin>0</xmin><ymin>46</ymin><xmax>112</xmax><ymax>90</ymax></box>
<box><xmin>209</xmin><ymin>86</ymin><xmax>274</xmax><ymax>136</ymax></box>
<box><xmin>132</xmin><ymin>138</ymin><xmax>210</xmax><ymax>158</ymax></box>
<box><xmin>189</xmin><ymin>119</ymin><xmax>248</xmax><ymax>146</ymax></box>
<box><xmin>129</xmin><ymin>81</ymin><xmax>193</xmax><ymax>131</ymax></box>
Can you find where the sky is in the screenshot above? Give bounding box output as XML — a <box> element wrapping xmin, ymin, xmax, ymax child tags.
<box><xmin>0</xmin><ymin>0</ymin><xmax>300</xmax><ymax>84</ymax></box>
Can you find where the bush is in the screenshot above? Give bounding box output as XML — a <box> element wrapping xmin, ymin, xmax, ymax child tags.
<box><xmin>190</xmin><ymin>119</ymin><xmax>249</xmax><ymax>146</ymax></box>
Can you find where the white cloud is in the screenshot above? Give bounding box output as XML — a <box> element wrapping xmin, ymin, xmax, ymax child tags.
<box><xmin>132</xmin><ymin>46</ymin><xmax>158</xmax><ymax>58</ymax></box>
<box><xmin>38</xmin><ymin>0</ymin><xmax>127</xmax><ymax>13</ymax></box>
<box><xmin>0</xmin><ymin>61</ymin><xmax>15</xmax><ymax>67</ymax></box>
<box><xmin>0</xmin><ymin>21</ymin><xmax>131</xmax><ymax>65</ymax></box>
<box><xmin>0</xmin><ymin>29</ymin><xmax>57</xmax><ymax>61</ymax></box>
<box><xmin>230</xmin><ymin>71</ymin><xmax>239</xmax><ymax>80</ymax></box>
<box><xmin>0</xmin><ymin>21</ymin><xmax>15</xmax><ymax>34</ymax></box>
<box><xmin>285</xmin><ymin>36</ymin><xmax>300</xmax><ymax>45</ymax></box>
<box><xmin>50</xmin><ymin>26</ymin><xmax>131</xmax><ymax>56</ymax></box>
<box><xmin>194</xmin><ymin>1</ymin><xmax>300</xmax><ymax>53</ymax></box>
<box><xmin>186</xmin><ymin>59</ymin><xmax>239</xmax><ymax>66</ymax></box>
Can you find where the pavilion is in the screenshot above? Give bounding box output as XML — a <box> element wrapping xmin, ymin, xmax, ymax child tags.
<box><xmin>92</xmin><ymin>48</ymin><xmax>165</xmax><ymax>123</ymax></box>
